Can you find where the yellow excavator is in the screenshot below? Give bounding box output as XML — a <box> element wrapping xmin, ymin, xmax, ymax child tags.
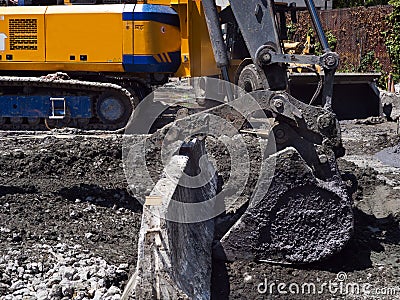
<box><xmin>0</xmin><ymin>0</ymin><xmax>380</xmax><ymax>130</ymax></box>
<box><xmin>0</xmin><ymin>0</ymin><xmax>353</xmax><ymax>265</ymax></box>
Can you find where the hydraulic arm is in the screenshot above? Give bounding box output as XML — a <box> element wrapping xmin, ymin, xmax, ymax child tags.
<box><xmin>201</xmin><ymin>0</ymin><xmax>353</xmax><ymax>263</ymax></box>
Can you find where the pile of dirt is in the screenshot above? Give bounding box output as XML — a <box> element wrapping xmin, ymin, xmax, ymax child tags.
<box><xmin>0</xmin><ymin>134</ymin><xmax>143</xmax><ymax>297</ymax></box>
<box><xmin>0</xmin><ymin>119</ymin><xmax>400</xmax><ymax>299</ymax></box>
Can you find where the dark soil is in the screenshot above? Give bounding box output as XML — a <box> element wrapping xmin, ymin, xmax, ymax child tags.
<box><xmin>210</xmin><ymin>121</ymin><xmax>400</xmax><ymax>299</ymax></box>
<box><xmin>0</xmin><ymin>134</ymin><xmax>143</xmax><ymax>282</ymax></box>
<box><xmin>1</xmin><ymin>119</ymin><xmax>400</xmax><ymax>299</ymax></box>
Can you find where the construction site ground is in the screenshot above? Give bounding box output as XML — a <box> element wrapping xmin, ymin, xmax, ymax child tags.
<box><xmin>0</xmin><ymin>119</ymin><xmax>400</xmax><ymax>299</ymax></box>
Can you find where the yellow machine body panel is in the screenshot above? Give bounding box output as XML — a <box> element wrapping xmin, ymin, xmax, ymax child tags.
<box><xmin>171</xmin><ymin>0</ymin><xmax>219</xmax><ymax>78</ymax></box>
<box><xmin>0</xmin><ymin>2</ymin><xmax>220</xmax><ymax>78</ymax></box>
<box><xmin>125</xmin><ymin>21</ymin><xmax>181</xmax><ymax>57</ymax></box>
<box><xmin>0</xmin><ymin>61</ymin><xmax>124</xmax><ymax>72</ymax></box>
<box><xmin>45</xmin><ymin>5</ymin><xmax>124</xmax><ymax>64</ymax></box>
<box><xmin>0</xmin><ymin>6</ymin><xmax>46</xmax><ymax>62</ymax></box>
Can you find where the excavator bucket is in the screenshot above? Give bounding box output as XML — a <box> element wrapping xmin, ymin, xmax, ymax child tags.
<box><xmin>123</xmin><ymin>0</ymin><xmax>356</xmax><ymax>296</ymax></box>
<box><xmin>126</xmin><ymin>80</ymin><xmax>354</xmax><ymax>262</ymax></box>
<box><xmin>216</xmin><ymin>147</ymin><xmax>353</xmax><ymax>263</ymax></box>
<box><xmin>122</xmin><ymin>79</ymin><xmax>354</xmax><ymax>298</ymax></box>
<box><xmin>211</xmin><ymin>89</ymin><xmax>354</xmax><ymax>264</ymax></box>
<box><xmin>289</xmin><ymin>73</ymin><xmax>382</xmax><ymax>120</ymax></box>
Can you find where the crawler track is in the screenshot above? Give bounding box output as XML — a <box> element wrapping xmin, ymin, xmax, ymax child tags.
<box><xmin>0</xmin><ymin>76</ymin><xmax>139</xmax><ymax>131</ymax></box>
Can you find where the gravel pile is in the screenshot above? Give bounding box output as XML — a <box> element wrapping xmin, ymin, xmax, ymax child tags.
<box><xmin>0</xmin><ymin>243</ymin><xmax>127</xmax><ymax>300</ymax></box>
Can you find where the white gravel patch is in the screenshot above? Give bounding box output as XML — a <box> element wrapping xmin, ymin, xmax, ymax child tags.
<box><xmin>0</xmin><ymin>243</ymin><xmax>128</xmax><ymax>300</ymax></box>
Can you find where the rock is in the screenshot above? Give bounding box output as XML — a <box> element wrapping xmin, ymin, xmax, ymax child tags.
<box><xmin>72</xmin><ymin>272</ymin><xmax>81</xmax><ymax>281</ymax></box>
<box><xmin>118</xmin><ymin>263</ymin><xmax>128</xmax><ymax>270</ymax></box>
<box><xmin>34</xmin><ymin>281</ymin><xmax>47</xmax><ymax>290</ymax></box>
<box><xmin>0</xmin><ymin>243</ymin><xmax>129</xmax><ymax>299</ymax></box>
<box><xmin>87</xmin><ymin>288</ymin><xmax>95</xmax><ymax>297</ymax></box>
<box><xmin>47</xmin><ymin>274</ymin><xmax>62</xmax><ymax>286</ymax></box>
<box><xmin>69</xmin><ymin>211</ymin><xmax>82</xmax><ymax>219</ymax></box>
<box><xmin>61</xmin><ymin>285</ymin><xmax>74</xmax><ymax>297</ymax></box>
<box><xmin>63</xmin><ymin>267</ymin><xmax>76</xmax><ymax>280</ymax></box>
<box><xmin>30</xmin><ymin>263</ymin><xmax>39</xmax><ymax>274</ymax></box>
<box><xmin>73</xmin><ymin>291</ymin><xmax>86</xmax><ymax>300</ymax></box>
<box><xmin>13</xmin><ymin>149</ymin><xmax>25</xmax><ymax>159</ymax></box>
<box><xmin>93</xmin><ymin>288</ymin><xmax>106</xmax><ymax>300</ymax></box>
<box><xmin>36</xmin><ymin>288</ymin><xmax>49</xmax><ymax>300</ymax></box>
<box><xmin>104</xmin><ymin>286</ymin><xmax>121</xmax><ymax>298</ymax></box>
<box><xmin>49</xmin><ymin>284</ymin><xmax>62</xmax><ymax>299</ymax></box>
<box><xmin>115</xmin><ymin>269</ymin><xmax>128</xmax><ymax>282</ymax></box>
<box><xmin>96</xmin><ymin>268</ymin><xmax>106</xmax><ymax>278</ymax></box>
<box><xmin>381</xmin><ymin>90</ymin><xmax>400</xmax><ymax>120</ymax></box>
<box><xmin>12</xmin><ymin>287</ymin><xmax>31</xmax><ymax>296</ymax></box>
<box><xmin>37</xmin><ymin>262</ymin><xmax>43</xmax><ymax>272</ymax></box>
<box><xmin>10</xmin><ymin>280</ymin><xmax>25</xmax><ymax>292</ymax></box>
<box><xmin>72</xmin><ymin>261</ymin><xmax>80</xmax><ymax>267</ymax></box>
<box><xmin>0</xmin><ymin>282</ymin><xmax>10</xmax><ymax>293</ymax></box>
<box><xmin>97</xmin><ymin>278</ymin><xmax>105</xmax><ymax>288</ymax></box>
<box><xmin>23</xmin><ymin>273</ymin><xmax>33</xmax><ymax>280</ymax></box>
<box><xmin>12</xmin><ymin>232</ymin><xmax>22</xmax><ymax>242</ymax></box>
<box><xmin>84</xmin><ymin>205</ymin><xmax>95</xmax><ymax>213</ymax></box>
<box><xmin>97</xmin><ymin>258</ymin><xmax>107</xmax><ymax>268</ymax></box>
<box><xmin>88</xmin><ymin>265</ymin><xmax>99</xmax><ymax>277</ymax></box>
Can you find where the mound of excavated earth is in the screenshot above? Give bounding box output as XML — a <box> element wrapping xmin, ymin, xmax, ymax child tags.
<box><xmin>0</xmin><ymin>120</ymin><xmax>400</xmax><ymax>299</ymax></box>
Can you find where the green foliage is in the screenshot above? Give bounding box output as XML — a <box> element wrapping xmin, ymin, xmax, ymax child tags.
<box><xmin>373</xmin><ymin>58</ymin><xmax>387</xmax><ymax>88</ymax></box>
<box><xmin>363</xmin><ymin>54</ymin><xmax>388</xmax><ymax>89</ymax></box>
<box><xmin>338</xmin><ymin>63</ymin><xmax>358</xmax><ymax>72</ymax></box>
<box><xmin>287</xmin><ymin>22</ymin><xmax>297</xmax><ymax>40</ymax></box>
<box><xmin>384</xmin><ymin>0</ymin><xmax>400</xmax><ymax>83</ymax></box>
<box><xmin>335</xmin><ymin>0</ymin><xmax>400</xmax><ymax>88</ymax></box>
<box><xmin>339</xmin><ymin>50</ymin><xmax>387</xmax><ymax>89</ymax></box>
<box><xmin>358</xmin><ymin>50</ymin><xmax>376</xmax><ymax>72</ymax></box>
<box><xmin>314</xmin><ymin>30</ymin><xmax>338</xmax><ymax>55</ymax></box>
<box><xmin>326</xmin><ymin>31</ymin><xmax>338</xmax><ymax>51</ymax></box>
<box><xmin>334</xmin><ymin>0</ymin><xmax>389</xmax><ymax>8</ymax></box>
<box><xmin>307</xmin><ymin>27</ymin><xmax>314</xmax><ymax>37</ymax></box>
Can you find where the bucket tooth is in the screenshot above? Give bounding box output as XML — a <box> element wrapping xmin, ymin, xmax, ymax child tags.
<box><xmin>217</xmin><ymin>147</ymin><xmax>353</xmax><ymax>264</ymax></box>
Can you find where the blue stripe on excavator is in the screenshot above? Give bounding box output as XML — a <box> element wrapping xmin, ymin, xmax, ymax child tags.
<box><xmin>122</xmin><ymin>51</ymin><xmax>181</xmax><ymax>73</ymax></box>
<box><xmin>122</xmin><ymin>4</ymin><xmax>180</xmax><ymax>27</ymax></box>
